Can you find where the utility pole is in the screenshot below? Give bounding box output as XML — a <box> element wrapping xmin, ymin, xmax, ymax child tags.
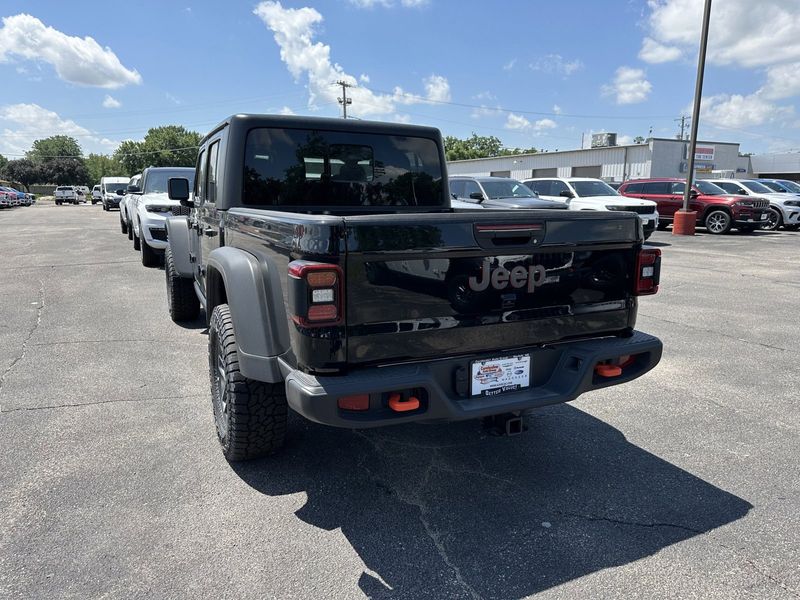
<box><xmin>675</xmin><ymin>0</ymin><xmax>713</xmax><ymax>235</ymax></box>
<box><xmin>335</xmin><ymin>80</ymin><xmax>353</xmax><ymax>119</ymax></box>
<box><xmin>675</xmin><ymin>115</ymin><xmax>690</xmax><ymax>140</ymax></box>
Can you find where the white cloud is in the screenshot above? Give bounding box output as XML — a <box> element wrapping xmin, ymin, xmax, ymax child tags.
<box><xmin>423</xmin><ymin>74</ymin><xmax>451</xmax><ymax>102</ymax></box>
<box><xmin>641</xmin><ymin>0</ymin><xmax>800</xmax><ymax>69</ymax></box>
<box><xmin>279</xmin><ymin>105</ymin><xmax>295</xmax><ymax>115</ymax></box>
<box><xmin>698</xmin><ymin>93</ymin><xmax>793</xmax><ymax>128</ymax></box>
<box><xmin>253</xmin><ymin>1</ymin><xmax>447</xmax><ymax>117</ymax></box>
<box><xmin>0</xmin><ymin>14</ymin><xmax>141</xmax><ymax>88</ymax></box>
<box><xmin>502</xmin><ymin>58</ymin><xmax>516</xmax><ymax>71</ymax></box>
<box><xmin>617</xmin><ymin>134</ymin><xmax>634</xmax><ymax>145</ymax></box>
<box><xmin>638</xmin><ymin>37</ymin><xmax>682</xmax><ymax>64</ymax></box>
<box><xmin>359</xmin><ymin>73</ymin><xmax>370</xmax><ymax>84</ymax></box>
<box><xmin>102</xmin><ymin>95</ymin><xmax>121</xmax><ymax>109</ymax></box>
<box><xmin>552</xmin><ymin>104</ymin><xmax>562</xmax><ymax>115</ymax></box>
<box><xmin>470</xmin><ymin>105</ymin><xmax>503</xmax><ymax>119</ymax></box>
<box><xmin>529</xmin><ymin>54</ymin><xmax>583</xmax><ymax>76</ymax></box>
<box><xmin>505</xmin><ymin>113</ymin><xmax>557</xmax><ymax>133</ymax></box>
<box><xmin>760</xmin><ymin>61</ymin><xmax>800</xmax><ymax>100</ymax></box>
<box><xmin>0</xmin><ymin>103</ymin><xmax>118</xmax><ymax>157</ymax></box>
<box><xmin>602</xmin><ymin>67</ymin><xmax>652</xmax><ymax>105</ymax></box>
<box><xmin>393</xmin><ymin>114</ymin><xmax>412</xmax><ymax>123</ymax></box>
<box><xmin>165</xmin><ymin>92</ymin><xmax>182</xmax><ymax>105</ymax></box>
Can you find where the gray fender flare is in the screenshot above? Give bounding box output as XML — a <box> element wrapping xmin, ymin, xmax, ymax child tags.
<box><xmin>206</xmin><ymin>246</ymin><xmax>290</xmax><ymax>382</ymax></box>
<box><xmin>165</xmin><ymin>217</ymin><xmax>193</xmax><ymax>277</ymax></box>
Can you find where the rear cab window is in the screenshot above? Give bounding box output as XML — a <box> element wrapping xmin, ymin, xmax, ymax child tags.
<box><xmin>242</xmin><ymin>128</ymin><xmax>445</xmax><ymax>210</ymax></box>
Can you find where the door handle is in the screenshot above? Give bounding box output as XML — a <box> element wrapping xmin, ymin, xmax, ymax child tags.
<box><xmin>203</xmin><ymin>227</ymin><xmax>218</xmax><ymax>237</ymax></box>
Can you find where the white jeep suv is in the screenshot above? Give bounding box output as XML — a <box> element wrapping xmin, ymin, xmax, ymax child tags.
<box><xmin>524</xmin><ymin>177</ymin><xmax>659</xmax><ymax>239</ymax></box>
<box><xmin>711</xmin><ymin>178</ymin><xmax>800</xmax><ymax>231</ymax></box>
<box><xmin>131</xmin><ymin>167</ymin><xmax>196</xmax><ymax>267</ymax></box>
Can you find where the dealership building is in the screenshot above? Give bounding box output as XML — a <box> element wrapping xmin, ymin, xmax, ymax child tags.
<box><xmin>446</xmin><ymin>135</ymin><xmax>754</xmax><ymax>183</ymax></box>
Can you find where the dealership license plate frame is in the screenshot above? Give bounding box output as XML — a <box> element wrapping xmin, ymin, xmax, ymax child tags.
<box><xmin>470</xmin><ymin>354</ymin><xmax>531</xmax><ymax>397</ymax></box>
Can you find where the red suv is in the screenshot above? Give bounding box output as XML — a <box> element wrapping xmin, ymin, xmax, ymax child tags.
<box><xmin>618</xmin><ymin>178</ymin><xmax>770</xmax><ymax>234</ymax></box>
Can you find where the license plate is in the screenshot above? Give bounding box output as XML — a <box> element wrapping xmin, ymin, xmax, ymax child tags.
<box><xmin>471</xmin><ymin>354</ymin><xmax>530</xmax><ymax>397</ymax></box>
<box><xmin>761</xmin><ymin>213</ymin><xmax>769</xmax><ymax>220</ymax></box>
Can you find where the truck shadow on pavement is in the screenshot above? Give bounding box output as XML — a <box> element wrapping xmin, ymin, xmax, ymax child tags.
<box><xmin>232</xmin><ymin>405</ymin><xmax>751</xmax><ymax>599</ymax></box>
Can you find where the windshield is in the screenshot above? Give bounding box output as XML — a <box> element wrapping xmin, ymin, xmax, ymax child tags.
<box><xmin>243</xmin><ymin>128</ymin><xmax>445</xmax><ymax>208</ymax></box>
<box><xmin>104</xmin><ymin>181</ymin><xmax>129</xmax><ymax>193</ymax></box>
<box><xmin>570</xmin><ymin>180</ymin><xmax>618</xmax><ymax>197</ymax></box>
<box><xmin>777</xmin><ymin>180</ymin><xmax>800</xmax><ymax>193</ymax></box>
<box><xmin>480</xmin><ymin>180</ymin><xmax>534</xmax><ymax>199</ymax></box>
<box><xmin>144</xmin><ymin>170</ymin><xmax>195</xmax><ymax>194</ymax></box>
<box><xmin>741</xmin><ymin>180</ymin><xmax>774</xmax><ymax>194</ymax></box>
<box><xmin>695</xmin><ymin>180</ymin><xmax>726</xmax><ymax>195</ymax></box>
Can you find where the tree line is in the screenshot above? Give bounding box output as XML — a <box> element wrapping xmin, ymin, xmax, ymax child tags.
<box><xmin>0</xmin><ymin>125</ymin><xmax>201</xmax><ymax>192</ymax></box>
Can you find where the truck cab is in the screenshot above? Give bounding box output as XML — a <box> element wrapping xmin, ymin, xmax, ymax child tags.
<box><xmin>163</xmin><ymin>114</ymin><xmax>663</xmax><ymax>460</ymax></box>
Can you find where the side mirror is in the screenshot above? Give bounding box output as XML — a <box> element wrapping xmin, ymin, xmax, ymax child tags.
<box><xmin>469</xmin><ymin>191</ymin><xmax>484</xmax><ymax>201</ymax></box>
<box><xmin>126</xmin><ymin>185</ymin><xmax>141</xmax><ymax>193</ymax></box>
<box><xmin>689</xmin><ymin>189</ymin><xmax>699</xmax><ymax>198</ymax></box>
<box><xmin>559</xmin><ymin>190</ymin><xmax>574</xmax><ymax>199</ymax></box>
<box><xmin>116</xmin><ymin>189</ymin><xmax>125</xmax><ymax>196</ymax></box>
<box><xmin>168</xmin><ymin>177</ymin><xmax>193</xmax><ymax>207</ymax></box>
<box><xmin>450</xmin><ymin>192</ymin><xmax>458</xmax><ymax>200</ymax></box>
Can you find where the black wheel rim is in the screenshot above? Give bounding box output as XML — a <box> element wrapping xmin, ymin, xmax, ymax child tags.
<box><xmin>211</xmin><ymin>329</ymin><xmax>229</xmax><ymax>439</ymax></box>
<box><xmin>763</xmin><ymin>209</ymin><xmax>779</xmax><ymax>230</ymax></box>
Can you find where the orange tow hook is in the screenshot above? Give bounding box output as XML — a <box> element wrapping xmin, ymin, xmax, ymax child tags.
<box><xmin>388</xmin><ymin>393</ymin><xmax>420</xmax><ymax>412</ymax></box>
<box><xmin>595</xmin><ymin>364</ymin><xmax>623</xmax><ymax>378</ymax></box>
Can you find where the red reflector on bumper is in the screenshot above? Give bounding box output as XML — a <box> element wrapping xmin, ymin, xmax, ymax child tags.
<box><xmin>307</xmin><ymin>304</ymin><xmax>338</xmax><ymax>321</ymax></box>
<box><xmin>338</xmin><ymin>394</ymin><xmax>370</xmax><ymax>411</ymax></box>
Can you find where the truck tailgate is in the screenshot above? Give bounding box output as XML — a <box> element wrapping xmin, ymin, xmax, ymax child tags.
<box><xmin>344</xmin><ymin>211</ymin><xmax>640</xmax><ymax>367</ymax></box>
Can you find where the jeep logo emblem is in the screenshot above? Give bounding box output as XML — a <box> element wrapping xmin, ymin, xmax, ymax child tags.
<box><xmin>468</xmin><ymin>261</ymin><xmax>547</xmax><ymax>293</ymax></box>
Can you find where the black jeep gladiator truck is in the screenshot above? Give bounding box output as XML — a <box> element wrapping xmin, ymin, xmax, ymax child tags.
<box><xmin>164</xmin><ymin>114</ymin><xmax>662</xmax><ymax>460</ymax></box>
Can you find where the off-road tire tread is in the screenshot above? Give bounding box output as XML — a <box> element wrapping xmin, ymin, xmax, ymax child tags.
<box><xmin>165</xmin><ymin>247</ymin><xmax>200</xmax><ymax>322</ymax></box>
<box><xmin>209</xmin><ymin>304</ymin><xmax>288</xmax><ymax>461</ymax></box>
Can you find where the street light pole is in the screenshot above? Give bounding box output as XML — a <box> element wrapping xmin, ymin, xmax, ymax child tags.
<box><xmin>675</xmin><ymin>0</ymin><xmax>713</xmax><ymax>235</ymax></box>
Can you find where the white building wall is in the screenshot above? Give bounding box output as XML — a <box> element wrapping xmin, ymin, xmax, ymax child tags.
<box><xmin>446</xmin><ymin>143</ymin><xmax>655</xmax><ymax>182</ymax></box>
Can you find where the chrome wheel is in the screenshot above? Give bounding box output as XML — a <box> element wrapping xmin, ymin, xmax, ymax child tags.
<box><xmin>705</xmin><ymin>211</ymin><xmax>731</xmax><ymax>234</ymax></box>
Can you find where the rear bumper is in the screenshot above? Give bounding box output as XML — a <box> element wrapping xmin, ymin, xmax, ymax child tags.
<box><xmin>283</xmin><ymin>331</ymin><xmax>662</xmax><ymax>428</ymax></box>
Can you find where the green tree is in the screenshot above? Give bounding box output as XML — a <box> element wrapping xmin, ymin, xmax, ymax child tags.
<box><xmin>115</xmin><ymin>125</ymin><xmax>201</xmax><ymax>174</ymax></box>
<box><xmin>497</xmin><ymin>146</ymin><xmax>539</xmax><ymax>156</ymax></box>
<box><xmin>444</xmin><ymin>134</ymin><xmax>504</xmax><ymax>161</ymax></box>
<box><xmin>0</xmin><ymin>153</ymin><xmax>8</xmax><ymax>173</ymax></box>
<box><xmin>633</xmin><ymin>136</ymin><xmax>645</xmax><ymax>144</ymax></box>
<box><xmin>44</xmin><ymin>157</ymin><xmax>90</xmax><ymax>186</ymax></box>
<box><xmin>26</xmin><ymin>135</ymin><xmax>83</xmax><ymax>162</ymax></box>
<box><xmin>1</xmin><ymin>159</ymin><xmax>43</xmax><ymax>192</ymax></box>
<box><xmin>86</xmin><ymin>153</ymin><xmax>127</xmax><ymax>184</ymax></box>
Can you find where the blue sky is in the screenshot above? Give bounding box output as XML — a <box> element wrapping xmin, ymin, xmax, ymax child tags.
<box><xmin>2</xmin><ymin>0</ymin><xmax>800</xmax><ymax>159</ymax></box>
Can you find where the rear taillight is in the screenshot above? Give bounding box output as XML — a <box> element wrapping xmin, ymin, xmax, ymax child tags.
<box><xmin>288</xmin><ymin>260</ymin><xmax>344</xmax><ymax>326</ymax></box>
<box><xmin>635</xmin><ymin>248</ymin><xmax>661</xmax><ymax>296</ymax></box>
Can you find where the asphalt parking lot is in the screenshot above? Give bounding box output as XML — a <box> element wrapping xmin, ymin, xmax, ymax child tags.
<box><xmin>1</xmin><ymin>203</ymin><xmax>798</xmax><ymax>599</ymax></box>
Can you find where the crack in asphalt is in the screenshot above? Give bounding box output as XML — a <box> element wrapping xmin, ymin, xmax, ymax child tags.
<box><xmin>639</xmin><ymin>313</ymin><xmax>789</xmax><ymax>352</ymax></box>
<box><xmin>354</xmin><ymin>431</ymin><xmax>483</xmax><ymax>600</ymax></box>
<box><xmin>0</xmin><ymin>394</ymin><xmax>205</xmax><ymax>414</ymax></box>
<box><xmin>0</xmin><ymin>280</ymin><xmax>45</xmax><ymax>412</ymax></box>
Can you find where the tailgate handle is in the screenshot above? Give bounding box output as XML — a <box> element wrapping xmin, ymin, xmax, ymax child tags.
<box><xmin>474</xmin><ymin>223</ymin><xmax>543</xmax><ymax>248</ymax></box>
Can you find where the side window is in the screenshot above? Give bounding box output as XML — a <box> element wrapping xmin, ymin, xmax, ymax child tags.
<box><xmin>196</xmin><ymin>149</ymin><xmax>207</xmax><ymax>201</ymax></box>
<box><xmin>463</xmin><ymin>180</ymin><xmax>482</xmax><ymax>198</ymax></box>
<box><xmin>670</xmin><ymin>182</ymin><xmax>686</xmax><ymax>194</ymax></box>
<box><xmin>718</xmin><ymin>182</ymin><xmax>745</xmax><ymax>195</ymax></box>
<box><xmin>207</xmin><ymin>141</ymin><xmax>220</xmax><ymax>204</ymax></box>
<box><xmin>642</xmin><ymin>182</ymin><xmax>668</xmax><ymax>194</ymax></box>
<box><xmin>527</xmin><ymin>181</ymin><xmax>549</xmax><ymax>196</ymax></box>
<box><xmin>624</xmin><ymin>182</ymin><xmax>642</xmax><ymax>194</ymax></box>
<box><xmin>449</xmin><ymin>180</ymin><xmax>464</xmax><ymax>198</ymax></box>
<box><xmin>550</xmin><ymin>180</ymin><xmax>569</xmax><ymax>196</ymax></box>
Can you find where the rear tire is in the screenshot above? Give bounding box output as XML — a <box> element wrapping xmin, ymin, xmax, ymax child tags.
<box><xmin>133</xmin><ymin>229</ymin><xmax>141</xmax><ymax>250</ymax></box>
<box><xmin>704</xmin><ymin>210</ymin><xmax>732</xmax><ymax>234</ymax></box>
<box><xmin>165</xmin><ymin>247</ymin><xmax>200</xmax><ymax>322</ymax></box>
<box><xmin>141</xmin><ymin>238</ymin><xmax>159</xmax><ymax>267</ymax></box>
<box><xmin>120</xmin><ymin>217</ymin><xmax>127</xmax><ymax>234</ymax></box>
<box><xmin>657</xmin><ymin>221</ymin><xmax>669</xmax><ymax>231</ymax></box>
<box><xmin>784</xmin><ymin>224</ymin><xmax>799</xmax><ymax>231</ymax></box>
<box><xmin>208</xmin><ymin>304</ymin><xmax>288</xmax><ymax>460</ymax></box>
<box><xmin>127</xmin><ymin>221</ymin><xmax>133</xmax><ymax>240</ymax></box>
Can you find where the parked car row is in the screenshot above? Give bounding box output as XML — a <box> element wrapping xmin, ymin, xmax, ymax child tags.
<box><xmin>449</xmin><ymin>175</ymin><xmax>660</xmax><ymax>239</ymax></box>
<box><xmin>0</xmin><ymin>186</ymin><xmax>36</xmax><ymax>208</ymax></box>
<box><xmin>117</xmin><ymin>167</ymin><xmax>196</xmax><ymax>267</ymax></box>
<box><xmin>449</xmin><ymin>174</ymin><xmax>800</xmax><ymax>236</ymax></box>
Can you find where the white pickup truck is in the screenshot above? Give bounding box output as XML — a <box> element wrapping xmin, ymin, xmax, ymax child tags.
<box><xmin>54</xmin><ymin>186</ymin><xmax>84</xmax><ymax>205</ymax></box>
